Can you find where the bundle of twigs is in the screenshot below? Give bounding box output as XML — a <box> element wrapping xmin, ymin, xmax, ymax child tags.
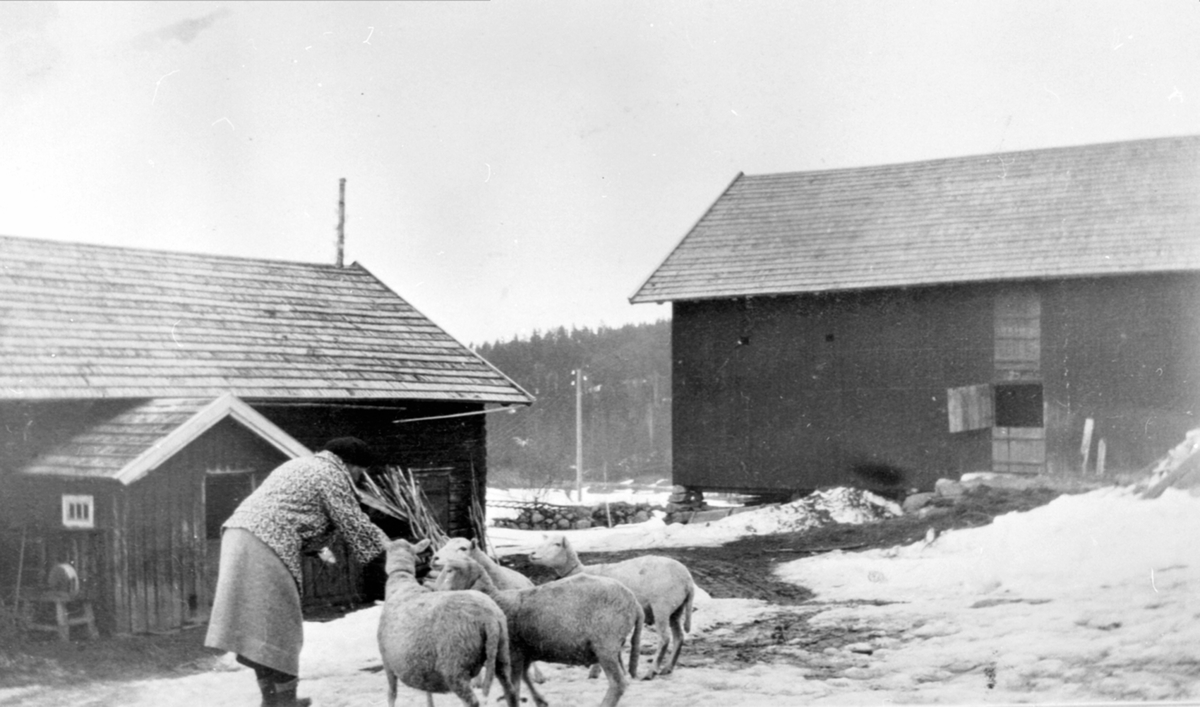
<box><xmin>468</xmin><ymin>467</ymin><xmax>493</xmax><ymax>557</ymax></box>
<box><xmin>359</xmin><ymin>466</ymin><xmax>449</xmax><ymax>546</ymax></box>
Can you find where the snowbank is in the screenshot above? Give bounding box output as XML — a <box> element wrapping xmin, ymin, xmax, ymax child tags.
<box><xmin>778</xmin><ymin>485</ymin><xmax>1200</xmax><ymax>600</ymax></box>
<box><xmin>775</xmin><ymin>486</ymin><xmax>1200</xmax><ymax>702</ymax></box>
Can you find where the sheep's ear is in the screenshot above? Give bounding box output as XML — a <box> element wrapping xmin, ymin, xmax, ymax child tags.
<box><xmin>413</xmin><ymin>538</ymin><xmax>432</xmax><ymax>553</ymax></box>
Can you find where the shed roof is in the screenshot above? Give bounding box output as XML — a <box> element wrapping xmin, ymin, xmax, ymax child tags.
<box><xmin>18</xmin><ymin>394</ymin><xmax>309</xmax><ymax>484</ymax></box>
<box><xmin>631</xmin><ymin>134</ymin><xmax>1200</xmax><ymax>303</ymax></box>
<box><xmin>0</xmin><ymin>235</ymin><xmax>533</xmax><ymax>404</ymax></box>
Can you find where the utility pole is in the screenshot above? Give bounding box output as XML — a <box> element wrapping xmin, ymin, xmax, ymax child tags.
<box><xmin>336</xmin><ymin>177</ymin><xmax>346</xmax><ymax>267</ymax></box>
<box><xmin>575</xmin><ymin>367</ymin><xmax>584</xmax><ymax>502</ymax></box>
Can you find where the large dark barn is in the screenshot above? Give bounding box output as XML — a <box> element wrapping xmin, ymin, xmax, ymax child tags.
<box><xmin>633</xmin><ymin>135</ymin><xmax>1200</xmax><ymax>499</ymax></box>
<box><xmin>0</xmin><ymin>235</ymin><xmax>532</xmax><ymax>636</ymax></box>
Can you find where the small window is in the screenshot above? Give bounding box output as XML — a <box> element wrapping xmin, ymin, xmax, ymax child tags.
<box><xmin>62</xmin><ymin>495</ymin><xmax>95</xmax><ymax>529</ymax></box>
<box><xmin>994</xmin><ymin>383</ymin><xmax>1043</xmax><ymax>428</ymax></box>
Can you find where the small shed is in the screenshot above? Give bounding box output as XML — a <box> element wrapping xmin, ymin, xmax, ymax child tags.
<box><xmin>0</xmin><ymin>234</ymin><xmax>533</xmax><ymax>635</ymax></box>
<box><xmin>632</xmin><ymin>134</ymin><xmax>1200</xmax><ymax>498</ymax></box>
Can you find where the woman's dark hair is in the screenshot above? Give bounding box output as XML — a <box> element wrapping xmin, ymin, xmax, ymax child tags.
<box><xmin>320</xmin><ymin>437</ymin><xmax>378</xmax><ymax>468</ymax></box>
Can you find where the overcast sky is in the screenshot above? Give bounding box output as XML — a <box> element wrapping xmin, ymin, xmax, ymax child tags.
<box><xmin>3</xmin><ymin>1</ymin><xmax>1200</xmax><ymax>346</ymax></box>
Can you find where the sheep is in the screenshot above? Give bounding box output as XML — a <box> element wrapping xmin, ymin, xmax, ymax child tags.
<box><xmin>528</xmin><ymin>534</ymin><xmax>695</xmax><ymax>679</ymax></box>
<box><xmin>432</xmin><ymin>537</ymin><xmax>534</xmax><ymax>590</ymax></box>
<box><xmin>430</xmin><ymin>537</ymin><xmax>549</xmax><ymax>686</ymax></box>
<box><xmin>377</xmin><ymin>538</ymin><xmax>519</xmax><ymax>707</ymax></box>
<box><xmin>436</xmin><ymin>555</ymin><xmax>643</xmax><ymax>707</ymax></box>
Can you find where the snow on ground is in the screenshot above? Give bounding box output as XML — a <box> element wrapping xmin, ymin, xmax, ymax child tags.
<box><xmin>489</xmin><ymin>486</ymin><xmax>900</xmax><ymax>554</ymax></box>
<box><xmin>6</xmin><ymin>484</ymin><xmax>1200</xmax><ymax>706</ymax></box>
<box><xmin>773</xmin><ymin>485</ymin><xmax>1200</xmax><ymax>703</ymax></box>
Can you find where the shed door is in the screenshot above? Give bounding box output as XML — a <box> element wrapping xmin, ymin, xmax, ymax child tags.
<box><xmin>993</xmin><ymin>291</ymin><xmax>1045</xmax><ymax>473</ymax></box>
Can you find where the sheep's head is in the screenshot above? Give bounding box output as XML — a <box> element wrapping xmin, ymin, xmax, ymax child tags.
<box><xmin>431</xmin><ymin>537</ymin><xmax>472</xmax><ymax>572</ymax></box>
<box><xmin>384</xmin><ymin>537</ymin><xmax>431</xmax><ymax>577</ymax></box>
<box><xmin>435</xmin><ymin>556</ymin><xmax>489</xmax><ymax>592</ymax></box>
<box><xmin>527</xmin><ymin>533</ymin><xmax>570</xmax><ymax>567</ymax></box>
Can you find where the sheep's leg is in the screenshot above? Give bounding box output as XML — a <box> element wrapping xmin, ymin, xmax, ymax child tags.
<box><xmin>450</xmin><ymin>678</ymin><xmax>482</xmax><ymax>707</ymax></box>
<box><xmin>595</xmin><ymin>654</ymin><xmax>629</xmax><ymax>707</ymax></box>
<box><xmin>641</xmin><ymin>604</ymin><xmax>670</xmax><ymax>679</ymax></box>
<box><xmin>493</xmin><ymin>670</ymin><xmax>519</xmax><ymax>707</ymax></box>
<box><xmin>385</xmin><ymin>669</ymin><xmax>399</xmax><ymax>707</ymax></box>
<box><xmin>627</xmin><ymin>608</ymin><xmax>643</xmax><ymax>680</ymax></box>
<box><xmin>587</xmin><ymin>663</ymin><xmax>602</xmax><ymax>679</ymax></box>
<box><xmin>426</xmin><ymin>691</ymin><xmax>436</xmax><ymax>707</ymax></box>
<box><xmin>493</xmin><ymin>640</ymin><xmax>519</xmax><ymax>707</ymax></box>
<box><xmin>661</xmin><ymin>610</ymin><xmax>687</xmax><ymax>675</ymax></box>
<box><xmin>518</xmin><ymin>657</ymin><xmax>549</xmax><ymax>705</ymax></box>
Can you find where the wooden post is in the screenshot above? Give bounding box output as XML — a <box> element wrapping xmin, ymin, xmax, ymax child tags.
<box><xmin>13</xmin><ymin>525</ymin><xmax>27</xmax><ymax>605</ymax></box>
<box><xmin>1096</xmin><ymin>439</ymin><xmax>1107</xmax><ymax>477</ymax></box>
<box><xmin>575</xmin><ymin>368</ymin><xmax>584</xmax><ymax>503</ymax></box>
<box><xmin>336</xmin><ymin>178</ymin><xmax>346</xmax><ymax>268</ymax></box>
<box><xmin>1080</xmin><ymin>418</ymin><xmax>1094</xmax><ymax>474</ymax></box>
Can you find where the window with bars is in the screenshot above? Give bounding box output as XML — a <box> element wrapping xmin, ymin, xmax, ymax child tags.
<box><xmin>62</xmin><ymin>494</ymin><xmax>95</xmax><ymax>529</ymax></box>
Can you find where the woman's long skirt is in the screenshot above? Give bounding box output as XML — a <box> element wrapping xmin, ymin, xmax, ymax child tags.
<box><xmin>204</xmin><ymin>528</ymin><xmax>304</xmax><ymax>676</ymax></box>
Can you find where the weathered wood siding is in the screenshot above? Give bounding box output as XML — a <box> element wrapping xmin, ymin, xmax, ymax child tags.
<box><xmin>673</xmin><ymin>274</ymin><xmax>1200</xmax><ymax>494</ymax></box>
<box><xmin>255</xmin><ymin>401</ymin><xmax>488</xmax><ymax>540</ymax></box>
<box><xmin>111</xmin><ymin>419</ymin><xmax>286</xmax><ymax>634</ymax></box>
<box><xmin>0</xmin><ymin>478</ymin><xmax>116</xmax><ymax>631</ymax></box>
<box><xmin>673</xmin><ymin>286</ymin><xmax>995</xmax><ymax>494</ymax></box>
<box><xmin>1041</xmin><ymin>274</ymin><xmax>1200</xmax><ymax>474</ymax></box>
<box><xmin>0</xmin><ymin>402</ymin><xmax>490</xmax><ymax>632</ymax></box>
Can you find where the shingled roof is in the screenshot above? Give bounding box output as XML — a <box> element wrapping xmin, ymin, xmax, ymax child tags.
<box><xmin>19</xmin><ymin>394</ymin><xmax>309</xmax><ymax>483</ymax></box>
<box><xmin>631</xmin><ymin>134</ymin><xmax>1200</xmax><ymax>303</ymax></box>
<box><xmin>0</xmin><ymin>235</ymin><xmax>533</xmax><ymax>404</ymax></box>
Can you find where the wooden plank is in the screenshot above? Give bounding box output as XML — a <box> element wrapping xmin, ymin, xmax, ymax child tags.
<box><xmin>187</xmin><ymin>467</ymin><xmax>201</xmax><ymax>624</ymax></box>
<box><xmin>1008</xmin><ymin>439</ymin><xmax>1046</xmax><ymax>464</ymax></box>
<box><xmin>111</xmin><ymin>493</ymin><xmax>131</xmax><ymax>635</ymax></box>
<box><xmin>947</xmin><ymin>384</ymin><xmax>993</xmax><ymax>432</ymax></box>
<box><xmin>169</xmin><ymin>473</ymin><xmax>183</xmax><ymax>630</ymax></box>
<box><xmin>128</xmin><ymin>486</ymin><xmax>146</xmax><ymax>635</ymax></box>
<box><xmin>993</xmin><ymin>439</ymin><xmax>1009</xmax><ymax>464</ymax></box>
<box><xmin>1080</xmin><ymin>417</ymin><xmax>1095</xmax><ymax>473</ymax></box>
<box><xmin>156</xmin><ymin>474</ymin><xmax>176</xmax><ymax>631</ymax></box>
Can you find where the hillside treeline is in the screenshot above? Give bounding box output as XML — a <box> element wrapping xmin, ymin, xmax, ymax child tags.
<box><xmin>476</xmin><ymin>319</ymin><xmax>671</xmax><ymax>489</ymax></box>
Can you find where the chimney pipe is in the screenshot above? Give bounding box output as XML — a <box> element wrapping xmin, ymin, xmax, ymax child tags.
<box><xmin>336</xmin><ymin>177</ymin><xmax>346</xmax><ymax>267</ymax></box>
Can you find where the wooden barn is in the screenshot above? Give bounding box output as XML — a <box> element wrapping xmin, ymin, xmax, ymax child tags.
<box><xmin>632</xmin><ymin>134</ymin><xmax>1200</xmax><ymax>499</ymax></box>
<box><xmin>0</xmin><ymin>234</ymin><xmax>532</xmax><ymax>636</ymax></box>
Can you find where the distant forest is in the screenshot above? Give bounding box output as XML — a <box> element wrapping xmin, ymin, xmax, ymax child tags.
<box><xmin>475</xmin><ymin>319</ymin><xmax>671</xmax><ymax>489</ymax></box>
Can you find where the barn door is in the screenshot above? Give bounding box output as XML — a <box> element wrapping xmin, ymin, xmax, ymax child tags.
<box><xmin>993</xmin><ymin>291</ymin><xmax>1045</xmax><ymax>473</ymax></box>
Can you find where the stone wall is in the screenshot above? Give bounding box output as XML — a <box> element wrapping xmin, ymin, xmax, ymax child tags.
<box><xmin>491</xmin><ymin>501</ymin><xmax>661</xmax><ymax>531</ymax></box>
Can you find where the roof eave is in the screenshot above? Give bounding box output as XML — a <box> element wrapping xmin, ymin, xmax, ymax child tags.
<box><xmin>114</xmin><ymin>393</ymin><xmax>310</xmax><ymax>485</ymax></box>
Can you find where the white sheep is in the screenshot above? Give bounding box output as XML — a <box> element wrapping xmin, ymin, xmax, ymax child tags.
<box><xmin>377</xmin><ymin>538</ymin><xmax>519</xmax><ymax>707</ymax></box>
<box><xmin>528</xmin><ymin>534</ymin><xmax>695</xmax><ymax>678</ymax></box>
<box><xmin>436</xmin><ymin>555</ymin><xmax>643</xmax><ymax>707</ymax></box>
<box><xmin>432</xmin><ymin>537</ymin><xmax>534</xmax><ymax>590</ymax></box>
<box><xmin>430</xmin><ymin>537</ymin><xmax>549</xmax><ymax>686</ymax></box>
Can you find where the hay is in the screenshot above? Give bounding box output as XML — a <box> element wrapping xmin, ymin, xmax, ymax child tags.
<box><xmin>359</xmin><ymin>466</ymin><xmax>449</xmax><ymax>546</ymax></box>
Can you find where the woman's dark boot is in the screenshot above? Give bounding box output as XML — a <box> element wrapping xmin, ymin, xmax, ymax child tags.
<box><xmin>272</xmin><ymin>677</ymin><xmax>312</xmax><ymax>707</ymax></box>
<box><xmin>256</xmin><ymin>677</ymin><xmax>276</xmax><ymax>707</ymax></box>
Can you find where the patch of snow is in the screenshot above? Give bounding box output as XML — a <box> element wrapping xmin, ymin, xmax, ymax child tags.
<box><xmin>774</xmin><ymin>486</ymin><xmax>1200</xmax><ymax>703</ymax></box>
<box><xmin>489</xmin><ymin>486</ymin><xmax>898</xmax><ymax>554</ymax></box>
